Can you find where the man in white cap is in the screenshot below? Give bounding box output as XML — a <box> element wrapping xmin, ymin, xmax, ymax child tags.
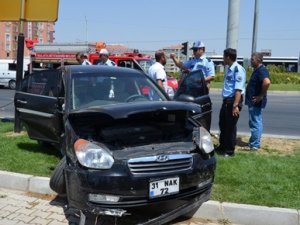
<box><xmin>170</xmin><ymin>40</ymin><xmax>215</xmax><ymax>90</ymax></box>
<box><xmin>97</xmin><ymin>49</ymin><xmax>116</xmax><ymax>66</ymax></box>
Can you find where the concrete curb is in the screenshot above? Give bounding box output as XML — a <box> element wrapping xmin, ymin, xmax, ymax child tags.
<box><xmin>196</xmin><ymin>201</ymin><xmax>300</xmax><ymax>225</ymax></box>
<box><xmin>0</xmin><ymin>170</ymin><xmax>299</xmax><ymax>225</ymax></box>
<box><xmin>210</xmin><ymin>130</ymin><xmax>300</xmax><ymax>140</ymax></box>
<box><xmin>0</xmin><ymin>170</ymin><xmax>55</xmax><ymax>195</ymax></box>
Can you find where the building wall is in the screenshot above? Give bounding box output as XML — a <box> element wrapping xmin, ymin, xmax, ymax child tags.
<box><xmin>0</xmin><ymin>22</ymin><xmax>55</xmax><ymax>60</ymax></box>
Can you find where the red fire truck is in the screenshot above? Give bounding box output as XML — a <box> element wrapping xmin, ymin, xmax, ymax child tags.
<box><xmin>29</xmin><ymin>43</ymin><xmax>178</xmax><ymax>91</ymax></box>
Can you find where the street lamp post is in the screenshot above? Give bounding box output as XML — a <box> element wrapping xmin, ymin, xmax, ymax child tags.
<box><xmin>251</xmin><ymin>0</ymin><xmax>260</xmax><ymax>54</ymax></box>
<box><xmin>226</xmin><ymin>0</ymin><xmax>240</xmax><ymax>50</ymax></box>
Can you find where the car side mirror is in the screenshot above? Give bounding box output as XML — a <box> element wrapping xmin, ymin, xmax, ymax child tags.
<box><xmin>174</xmin><ymin>94</ymin><xmax>195</xmax><ymax>102</ymax></box>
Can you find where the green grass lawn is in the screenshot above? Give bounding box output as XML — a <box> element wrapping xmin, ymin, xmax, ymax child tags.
<box><xmin>212</xmin><ymin>151</ymin><xmax>300</xmax><ymax>209</ymax></box>
<box><xmin>0</xmin><ymin>122</ymin><xmax>60</xmax><ymax>177</ymax></box>
<box><xmin>0</xmin><ymin>121</ymin><xmax>299</xmax><ymax>209</ymax></box>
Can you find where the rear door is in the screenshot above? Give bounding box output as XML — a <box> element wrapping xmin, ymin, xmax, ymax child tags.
<box><xmin>174</xmin><ymin>70</ymin><xmax>212</xmax><ymax>131</ymax></box>
<box><xmin>14</xmin><ymin>69</ymin><xmax>63</xmax><ymax>144</ymax></box>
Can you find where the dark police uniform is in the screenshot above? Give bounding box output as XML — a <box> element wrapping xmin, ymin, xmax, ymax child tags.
<box><xmin>218</xmin><ymin>62</ymin><xmax>246</xmax><ymax>156</ymax></box>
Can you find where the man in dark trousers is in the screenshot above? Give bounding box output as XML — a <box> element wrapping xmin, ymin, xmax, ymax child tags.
<box><xmin>244</xmin><ymin>52</ymin><xmax>271</xmax><ymax>151</ymax></box>
<box><xmin>215</xmin><ymin>48</ymin><xmax>246</xmax><ymax>157</ymax></box>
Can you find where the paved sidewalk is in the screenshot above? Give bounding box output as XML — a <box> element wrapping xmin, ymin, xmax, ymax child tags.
<box><xmin>0</xmin><ymin>188</ymin><xmax>231</xmax><ymax>225</ymax></box>
<box><xmin>0</xmin><ymin>170</ymin><xmax>299</xmax><ymax>225</ymax></box>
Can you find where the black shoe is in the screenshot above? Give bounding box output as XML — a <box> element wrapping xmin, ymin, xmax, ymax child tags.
<box><xmin>214</xmin><ymin>146</ymin><xmax>225</xmax><ymax>154</ymax></box>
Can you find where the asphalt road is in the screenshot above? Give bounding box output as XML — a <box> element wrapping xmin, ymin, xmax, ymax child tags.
<box><xmin>0</xmin><ymin>88</ymin><xmax>14</xmax><ymax>118</ymax></box>
<box><xmin>1</xmin><ymin>88</ymin><xmax>300</xmax><ymax>138</ymax></box>
<box><xmin>210</xmin><ymin>90</ymin><xmax>300</xmax><ymax>138</ymax></box>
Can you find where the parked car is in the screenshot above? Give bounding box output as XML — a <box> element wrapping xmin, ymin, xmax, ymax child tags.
<box><xmin>0</xmin><ymin>59</ymin><xmax>30</xmax><ymax>89</ymax></box>
<box><xmin>14</xmin><ymin>65</ymin><xmax>215</xmax><ymax>224</ymax></box>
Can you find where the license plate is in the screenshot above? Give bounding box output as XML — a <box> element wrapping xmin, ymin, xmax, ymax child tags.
<box><xmin>149</xmin><ymin>177</ymin><xmax>179</xmax><ymax>198</ymax></box>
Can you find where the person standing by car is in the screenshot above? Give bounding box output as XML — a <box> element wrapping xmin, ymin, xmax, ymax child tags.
<box><xmin>97</xmin><ymin>49</ymin><xmax>116</xmax><ymax>66</ymax></box>
<box><xmin>148</xmin><ymin>50</ymin><xmax>168</xmax><ymax>93</ymax></box>
<box><xmin>215</xmin><ymin>48</ymin><xmax>246</xmax><ymax>157</ymax></box>
<box><xmin>170</xmin><ymin>40</ymin><xmax>215</xmax><ymax>90</ymax></box>
<box><xmin>75</xmin><ymin>52</ymin><xmax>92</xmax><ymax>65</ymax></box>
<box><xmin>243</xmin><ymin>52</ymin><xmax>271</xmax><ymax>151</ymax></box>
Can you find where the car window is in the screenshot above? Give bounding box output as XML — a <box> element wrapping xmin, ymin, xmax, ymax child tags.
<box><xmin>20</xmin><ymin>70</ymin><xmax>60</xmax><ymax>97</ymax></box>
<box><xmin>70</xmin><ymin>72</ymin><xmax>167</xmax><ymax>110</ymax></box>
<box><xmin>175</xmin><ymin>69</ymin><xmax>208</xmax><ymax>98</ymax></box>
<box><xmin>118</xmin><ymin>60</ymin><xmax>132</xmax><ymax>68</ymax></box>
<box><xmin>8</xmin><ymin>63</ymin><xmax>17</xmax><ymax>71</ymax></box>
<box><xmin>137</xmin><ymin>59</ymin><xmax>154</xmax><ymax>72</ymax></box>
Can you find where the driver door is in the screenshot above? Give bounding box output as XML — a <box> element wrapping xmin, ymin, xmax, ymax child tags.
<box><xmin>14</xmin><ymin>69</ymin><xmax>63</xmax><ymax>144</ymax></box>
<box><xmin>174</xmin><ymin>70</ymin><xmax>212</xmax><ymax>131</ymax></box>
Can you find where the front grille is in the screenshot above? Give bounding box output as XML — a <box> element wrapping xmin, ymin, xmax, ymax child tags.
<box><xmin>128</xmin><ymin>154</ymin><xmax>193</xmax><ymax>175</ymax></box>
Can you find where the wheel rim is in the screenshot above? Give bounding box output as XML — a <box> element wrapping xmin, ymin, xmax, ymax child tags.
<box><xmin>9</xmin><ymin>80</ymin><xmax>16</xmax><ymax>89</ymax></box>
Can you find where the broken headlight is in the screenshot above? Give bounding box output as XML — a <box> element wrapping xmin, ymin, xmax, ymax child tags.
<box><xmin>193</xmin><ymin>127</ymin><xmax>214</xmax><ymax>154</ymax></box>
<box><xmin>74</xmin><ymin>139</ymin><xmax>114</xmax><ymax>169</ymax></box>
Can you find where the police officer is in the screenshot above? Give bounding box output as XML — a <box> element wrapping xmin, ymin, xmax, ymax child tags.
<box><xmin>170</xmin><ymin>40</ymin><xmax>215</xmax><ymax>90</ymax></box>
<box><xmin>215</xmin><ymin>48</ymin><xmax>246</xmax><ymax>157</ymax></box>
<box><xmin>97</xmin><ymin>49</ymin><xmax>116</xmax><ymax>66</ymax></box>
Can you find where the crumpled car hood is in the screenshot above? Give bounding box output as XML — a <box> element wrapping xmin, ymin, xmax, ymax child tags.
<box><xmin>66</xmin><ymin>101</ymin><xmax>201</xmax><ymax>151</ymax></box>
<box><xmin>68</xmin><ymin>101</ymin><xmax>201</xmax><ymax>119</ymax></box>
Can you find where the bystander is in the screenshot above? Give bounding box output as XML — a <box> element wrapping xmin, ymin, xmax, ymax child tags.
<box><xmin>148</xmin><ymin>50</ymin><xmax>168</xmax><ymax>93</ymax></box>
<box><xmin>243</xmin><ymin>52</ymin><xmax>271</xmax><ymax>151</ymax></box>
<box><xmin>75</xmin><ymin>52</ymin><xmax>92</xmax><ymax>65</ymax></box>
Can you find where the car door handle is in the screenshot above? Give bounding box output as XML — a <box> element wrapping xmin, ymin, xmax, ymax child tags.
<box><xmin>17</xmin><ymin>100</ymin><xmax>27</xmax><ymax>104</ymax></box>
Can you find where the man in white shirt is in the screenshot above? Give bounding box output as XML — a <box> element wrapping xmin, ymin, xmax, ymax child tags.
<box><xmin>148</xmin><ymin>50</ymin><xmax>168</xmax><ymax>93</ymax></box>
<box><xmin>75</xmin><ymin>52</ymin><xmax>92</xmax><ymax>65</ymax></box>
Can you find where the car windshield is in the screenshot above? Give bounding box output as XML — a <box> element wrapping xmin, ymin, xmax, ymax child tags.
<box><xmin>136</xmin><ymin>59</ymin><xmax>154</xmax><ymax>72</ymax></box>
<box><xmin>70</xmin><ymin>71</ymin><xmax>167</xmax><ymax>110</ymax></box>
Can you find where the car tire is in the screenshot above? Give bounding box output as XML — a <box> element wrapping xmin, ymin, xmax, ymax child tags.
<box><xmin>49</xmin><ymin>156</ymin><xmax>66</xmax><ymax>195</ymax></box>
<box><xmin>8</xmin><ymin>80</ymin><xmax>16</xmax><ymax>89</ymax></box>
<box><xmin>37</xmin><ymin>140</ymin><xmax>52</xmax><ymax>147</ymax></box>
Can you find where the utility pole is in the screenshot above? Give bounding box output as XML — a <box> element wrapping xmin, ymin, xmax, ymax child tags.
<box><xmin>14</xmin><ymin>0</ymin><xmax>26</xmax><ymax>133</ymax></box>
<box><xmin>251</xmin><ymin>0</ymin><xmax>260</xmax><ymax>54</ymax></box>
<box><xmin>226</xmin><ymin>0</ymin><xmax>240</xmax><ymax>50</ymax></box>
<box><xmin>298</xmin><ymin>51</ymin><xmax>300</xmax><ymax>73</ymax></box>
<box><xmin>85</xmin><ymin>16</ymin><xmax>88</xmax><ymax>44</ymax></box>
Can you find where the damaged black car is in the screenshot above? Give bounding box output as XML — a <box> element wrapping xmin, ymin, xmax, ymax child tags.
<box><xmin>14</xmin><ymin>66</ymin><xmax>216</xmax><ymax>224</ymax></box>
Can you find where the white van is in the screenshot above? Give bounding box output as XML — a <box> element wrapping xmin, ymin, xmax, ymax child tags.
<box><xmin>0</xmin><ymin>59</ymin><xmax>29</xmax><ymax>89</ymax></box>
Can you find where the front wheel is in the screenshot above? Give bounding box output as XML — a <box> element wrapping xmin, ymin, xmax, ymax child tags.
<box><xmin>49</xmin><ymin>156</ymin><xmax>66</xmax><ymax>195</ymax></box>
<box><xmin>8</xmin><ymin>80</ymin><xmax>16</xmax><ymax>89</ymax></box>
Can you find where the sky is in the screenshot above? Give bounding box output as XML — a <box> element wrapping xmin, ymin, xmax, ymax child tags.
<box><xmin>54</xmin><ymin>0</ymin><xmax>300</xmax><ymax>57</ymax></box>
